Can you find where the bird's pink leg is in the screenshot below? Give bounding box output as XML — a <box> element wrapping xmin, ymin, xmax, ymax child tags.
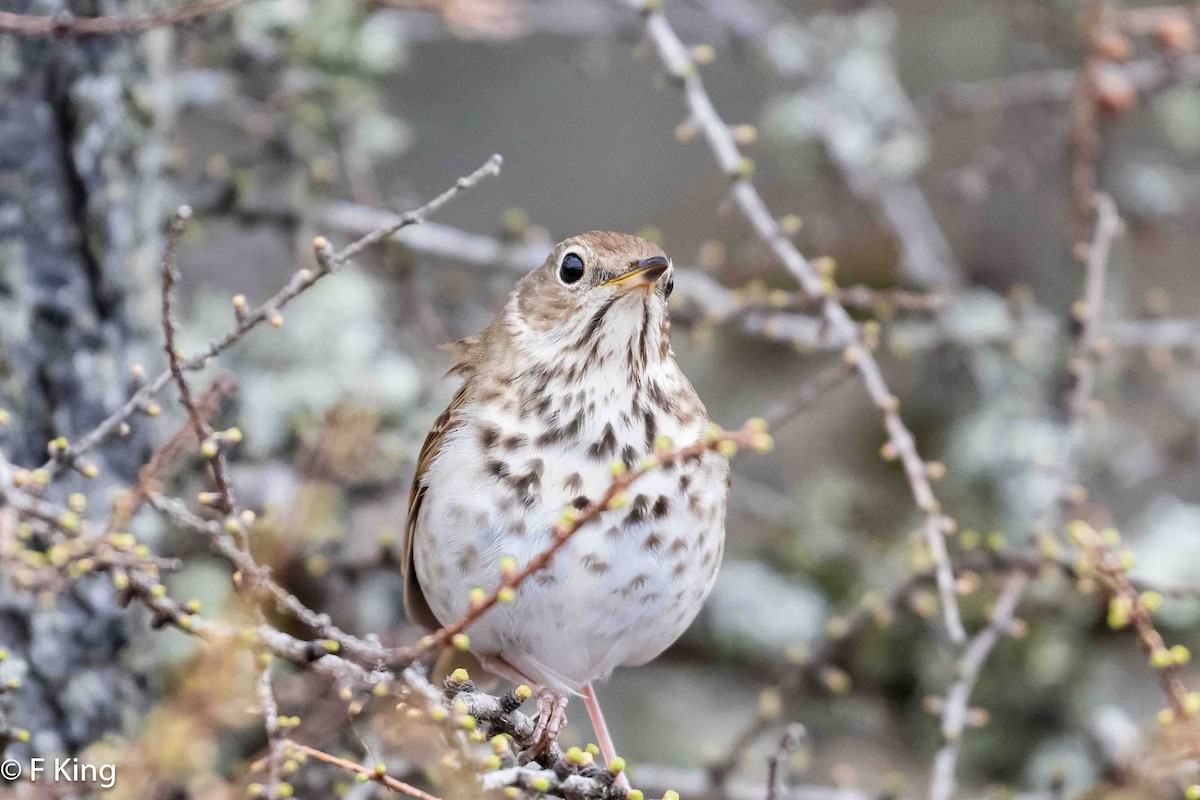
<box><xmin>582</xmin><ymin>682</ymin><xmax>629</xmax><ymax>788</ymax></box>
<box><xmin>479</xmin><ymin>656</ymin><xmax>568</xmax><ymax>759</ymax></box>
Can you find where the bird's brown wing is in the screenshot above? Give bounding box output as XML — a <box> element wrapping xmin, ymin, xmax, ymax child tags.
<box><xmin>403</xmin><ymin>382</ymin><xmax>470</xmax><ymax>629</ymax></box>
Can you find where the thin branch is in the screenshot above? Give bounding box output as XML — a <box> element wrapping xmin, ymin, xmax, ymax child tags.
<box><xmin>927</xmin><ymin>193</ymin><xmax>1120</xmax><ymax>800</ymax></box>
<box><xmin>0</xmin><ymin>0</ymin><xmax>249</xmax><ymax>36</ymax></box>
<box><xmin>928</xmin><ymin>572</ymin><xmax>1028</xmax><ymax>800</ymax></box>
<box><xmin>1073</xmin><ymin>525</ymin><xmax>1200</xmax><ymax>762</ymax></box>
<box><xmin>149</xmin><ymin>494</ymin><xmax>389</xmax><ymax>664</ymax></box>
<box><xmin>160</xmin><ymin>205</ymin><xmax>238</xmax><ymax>515</ymax></box>
<box><xmin>764</xmin><ymin>724</ymin><xmax>806</xmax><ymax>800</ymax></box>
<box><xmin>626</xmin><ymin>0</ymin><xmax>965</xmax><ymax>644</ymax></box>
<box><xmin>256</xmin><ymin>665</ymin><xmax>286</xmax><ymax>794</ymax></box>
<box><xmin>285</xmin><ymin>742</ymin><xmax>442</xmax><ymax>800</ymax></box>
<box><xmin>45</xmin><ymin>154</ymin><xmax>502</xmax><ymax>475</ymax></box>
<box><xmin>919</xmin><ymin>54</ymin><xmax>1200</xmax><ymax>116</ymax></box>
<box><xmin>105</xmin><ymin>372</ymin><xmax>235</xmax><ymax>534</ymax></box>
<box><xmin>1066</xmin><ymin>194</ymin><xmax>1120</xmax><ymax>426</ymax></box>
<box><xmin>763</xmin><ymin>361</ymin><xmax>856</xmax><ymax>432</ymax></box>
<box><xmin>1070</xmin><ymin>0</ymin><xmax>1113</xmax><ymax>229</ymax></box>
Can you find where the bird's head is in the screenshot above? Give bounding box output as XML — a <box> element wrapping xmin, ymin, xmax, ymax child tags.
<box><xmin>501</xmin><ymin>231</ymin><xmax>675</xmax><ymax>374</ymax></box>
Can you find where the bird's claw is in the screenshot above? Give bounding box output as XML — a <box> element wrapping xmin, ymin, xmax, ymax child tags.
<box><xmin>521</xmin><ymin>688</ymin><xmax>568</xmax><ymax>762</ymax></box>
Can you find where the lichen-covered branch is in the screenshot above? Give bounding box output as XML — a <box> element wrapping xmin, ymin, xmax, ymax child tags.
<box><xmin>928</xmin><ymin>572</ymin><xmax>1028</xmax><ymax>800</ymax></box>
<box><xmin>624</xmin><ymin>0</ymin><xmax>964</xmax><ymax>644</ymax></box>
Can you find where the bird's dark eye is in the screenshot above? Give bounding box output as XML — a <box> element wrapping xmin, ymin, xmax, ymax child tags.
<box><xmin>558</xmin><ymin>252</ymin><xmax>585</xmax><ymax>284</ymax></box>
<box><xmin>664</xmin><ymin>275</ymin><xmax>675</xmax><ymax>299</ymax></box>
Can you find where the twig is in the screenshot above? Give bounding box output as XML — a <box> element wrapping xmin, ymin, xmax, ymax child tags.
<box><xmin>160</xmin><ymin>205</ymin><xmax>238</xmax><ymax>514</ymax></box>
<box><xmin>397</xmin><ymin>421</ymin><xmax>773</xmax><ymax>661</ymax></box>
<box><xmin>1072</xmin><ymin>525</ymin><xmax>1200</xmax><ymax>762</ymax></box>
<box><xmin>285</xmin><ymin>742</ymin><xmax>442</xmax><ymax>800</ymax></box>
<box><xmin>149</xmin><ymin>494</ymin><xmax>389</xmax><ymax>664</ymax></box>
<box><xmin>927</xmin><ymin>192</ymin><xmax>1121</xmax><ymax>800</ymax></box>
<box><xmin>45</xmin><ymin>155</ymin><xmax>502</xmax><ymax>475</ymax></box>
<box><xmin>1070</xmin><ymin>0</ymin><xmax>1113</xmax><ymax>229</ymax></box>
<box><xmin>795</xmin><ymin>286</ymin><xmax>946</xmax><ymax>315</ymax></box>
<box><xmin>764</xmin><ymin>361</ymin><xmax>856</xmax><ymax>432</ymax></box>
<box><xmin>765</xmin><ymin>724</ymin><xmax>806</xmax><ymax>800</ymax></box>
<box><xmin>626</xmin><ymin>0</ymin><xmax>965</xmax><ymax>644</ymax></box>
<box><xmin>105</xmin><ymin>372</ymin><xmax>235</xmax><ymax>534</ymax></box>
<box><xmin>919</xmin><ymin>54</ymin><xmax>1200</xmax><ymax>116</ymax></box>
<box><xmin>928</xmin><ymin>572</ymin><xmax>1028</xmax><ymax>800</ymax></box>
<box><xmin>158</xmin><ymin>205</ymin><xmax>290</xmax><ymax>793</ymax></box>
<box><xmin>0</xmin><ymin>0</ymin><xmax>249</xmax><ymax>36</ymax></box>
<box><xmin>1066</xmin><ymin>194</ymin><xmax>1120</xmax><ymax>426</ymax></box>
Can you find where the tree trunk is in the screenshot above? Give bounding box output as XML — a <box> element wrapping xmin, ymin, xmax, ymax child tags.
<box><xmin>0</xmin><ymin>0</ymin><xmax>163</xmax><ymax>758</ymax></box>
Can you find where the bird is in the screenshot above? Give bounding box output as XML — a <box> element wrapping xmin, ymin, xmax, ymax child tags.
<box><xmin>403</xmin><ymin>231</ymin><xmax>729</xmax><ymax>766</ymax></box>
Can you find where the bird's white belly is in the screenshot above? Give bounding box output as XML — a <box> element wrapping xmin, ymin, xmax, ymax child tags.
<box><xmin>412</xmin><ymin>405</ymin><xmax>727</xmax><ymax>693</ymax></box>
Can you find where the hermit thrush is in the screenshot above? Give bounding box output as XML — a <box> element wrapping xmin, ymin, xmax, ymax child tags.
<box><xmin>403</xmin><ymin>232</ymin><xmax>729</xmax><ymax>762</ymax></box>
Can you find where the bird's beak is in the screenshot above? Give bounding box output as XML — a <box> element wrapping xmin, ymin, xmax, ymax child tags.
<box><xmin>601</xmin><ymin>256</ymin><xmax>671</xmax><ymax>292</ymax></box>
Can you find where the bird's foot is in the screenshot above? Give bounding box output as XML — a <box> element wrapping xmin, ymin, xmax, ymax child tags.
<box><xmin>520</xmin><ymin>688</ymin><xmax>568</xmax><ymax>762</ymax></box>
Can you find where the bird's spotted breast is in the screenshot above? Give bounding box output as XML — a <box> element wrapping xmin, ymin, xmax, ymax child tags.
<box><xmin>406</xmin><ymin>232</ymin><xmax>727</xmax><ymax>695</ymax></box>
<box><xmin>412</xmin><ymin>363</ymin><xmax>727</xmax><ymax>692</ymax></box>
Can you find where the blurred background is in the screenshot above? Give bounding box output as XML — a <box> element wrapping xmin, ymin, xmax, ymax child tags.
<box><xmin>2</xmin><ymin>0</ymin><xmax>1200</xmax><ymax>798</ymax></box>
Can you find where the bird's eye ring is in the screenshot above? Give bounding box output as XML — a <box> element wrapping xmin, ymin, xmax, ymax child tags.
<box><xmin>664</xmin><ymin>274</ymin><xmax>675</xmax><ymax>299</ymax></box>
<box><xmin>558</xmin><ymin>251</ymin><xmax>586</xmax><ymax>285</ymax></box>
